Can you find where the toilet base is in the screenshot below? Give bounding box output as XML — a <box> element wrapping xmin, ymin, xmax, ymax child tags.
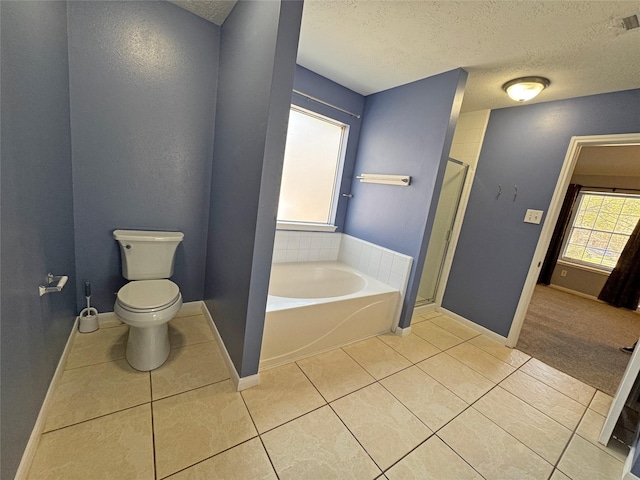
<box><xmin>126</xmin><ymin>322</ymin><xmax>170</xmax><ymax>371</ymax></box>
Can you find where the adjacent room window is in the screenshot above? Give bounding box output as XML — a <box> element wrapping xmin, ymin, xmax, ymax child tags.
<box><xmin>277</xmin><ymin>106</ymin><xmax>348</xmax><ymax>227</ymax></box>
<box><xmin>561</xmin><ymin>191</ymin><xmax>640</xmax><ymax>271</ymax></box>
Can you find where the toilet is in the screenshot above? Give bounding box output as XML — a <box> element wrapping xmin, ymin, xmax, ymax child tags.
<box><xmin>113</xmin><ymin>229</ymin><xmax>184</xmax><ymax>371</ymax></box>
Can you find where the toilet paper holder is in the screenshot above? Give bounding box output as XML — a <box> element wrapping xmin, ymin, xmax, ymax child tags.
<box><xmin>39</xmin><ymin>273</ymin><xmax>68</xmax><ymax>297</ymax></box>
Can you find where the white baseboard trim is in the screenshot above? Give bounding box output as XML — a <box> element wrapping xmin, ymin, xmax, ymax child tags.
<box><xmin>393</xmin><ymin>325</ymin><xmax>412</xmax><ymax>337</ymax></box>
<box><xmin>236</xmin><ymin>372</ymin><xmax>261</xmax><ymax>391</ymax></box>
<box><xmin>178</xmin><ymin>301</ymin><xmax>205</xmax><ymax>317</ymax></box>
<box><xmin>199</xmin><ymin>301</ymin><xmax>260</xmax><ymax>392</ymax></box>
<box><xmin>15</xmin><ymin>316</ymin><xmax>79</xmax><ymax>480</ymax></box>
<box><xmin>547</xmin><ymin>284</ymin><xmax>601</xmax><ymax>302</ymax></box>
<box><xmin>413</xmin><ymin>303</ymin><xmax>437</xmax><ymax>316</ymax></box>
<box><xmin>438</xmin><ymin>307</ymin><xmax>508</xmax><ymax>345</ymax></box>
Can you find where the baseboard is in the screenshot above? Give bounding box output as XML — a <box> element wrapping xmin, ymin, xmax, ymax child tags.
<box><xmin>438</xmin><ymin>307</ymin><xmax>508</xmax><ymax>345</ymax></box>
<box><xmin>548</xmin><ymin>284</ymin><xmax>601</xmax><ymax>302</ymax></box>
<box><xmin>413</xmin><ymin>303</ymin><xmax>437</xmax><ymax>316</ymax></box>
<box><xmin>15</xmin><ymin>316</ymin><xmax>79</xmax><ymax>480</ymax></box>
<box><xmin>393</xmin><ymin>325</ymin><xmax>412</xmax><ymax>337</ymax></box>
<box><xmin>177</xmin><ymin>301</ymin><xmax>205</xmax><ymax>317</ymax></box>
<box><xmin>199</xmin><ymin>301</ymin><xmax>260</xmax><ymax>392</ymax></box>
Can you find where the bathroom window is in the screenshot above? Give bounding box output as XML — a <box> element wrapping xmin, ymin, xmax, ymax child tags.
<box><xmin>561</xmin><ymin>191</ymin><xmax>640</xmax><ymax>271</ymax></box>
<box><xmin>277</xmin><ymin>106</ymin><xmax>348</xmax><ymax>230</ymax></box>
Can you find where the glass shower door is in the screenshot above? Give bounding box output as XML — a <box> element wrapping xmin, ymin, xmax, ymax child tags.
<box><xmin>416</xmin><ymin>159</ymin><xmax>469</xmax><ymax>305</ymax></box>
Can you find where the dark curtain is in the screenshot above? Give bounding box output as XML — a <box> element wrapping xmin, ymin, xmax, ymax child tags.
<box><xmin>598</xmin><ymin>218</ymin><xmax>640</xmax><ymax>310</ymax></box>
<box><xmin>538</xmin><ymin>183</ymin><xmax>582</xmax><ymax>285</ymax></box>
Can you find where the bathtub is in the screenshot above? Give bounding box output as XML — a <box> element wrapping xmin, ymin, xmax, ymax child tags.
<box><xmin>260</xmin><ymin>261</ymin><xmax>400</xmax><ymax>369</ymax></box>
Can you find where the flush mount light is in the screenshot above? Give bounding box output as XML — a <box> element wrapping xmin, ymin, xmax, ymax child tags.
<box><xmin>502</xmin><ymin>76</ymin><xmax>550</xmax><ymax>102</ymax></box>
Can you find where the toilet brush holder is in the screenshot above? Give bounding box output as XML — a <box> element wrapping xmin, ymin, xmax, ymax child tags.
<box><xmin>78</xmin><ymin>281</ymin><xmax>99</xmax><ymax>333</ymax></box>
<box><xmin>78</xmin><ymin>313</ymin><xmax>99</xmax><ymax>333</ymax></box>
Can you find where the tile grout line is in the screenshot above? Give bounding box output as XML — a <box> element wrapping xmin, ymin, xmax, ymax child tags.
<box><xmin>150</xmin><ymin>371</ymin><xmax>158</xmax><ymax>480</ymax></box>
<box><xmin>433</xmin><ymin>435</ymin><xmax>489</xmax><ymax>480</ymax></box>
<box><xmin>470</xmin><ymin>362</ymin><xmax>624</xmax><ymax>476</ymax></box>
<box><xmin>146</xmin><ymin>317</ymin><xmax>258</xmax><ymax>478</ymax></box>
<box><xmin>414</xmin><ymin>314</ymin><xmax>534</xmax><ymax>370</ymax></box>
<box><xmin>64</xmin><ymin>356</ymin><xmax>128</xmax><ymax>371</ymax></box>
<box><xmin>495</xmin><ymin>382</ymin><xmax>609</xmax><ymax>462</ymax></box>
<box><xmin>257</xmin><ymin>434</ymin><xmax>281</xmax><ymax>480</ymax></box>
<box><xmin>324</xmin><ymin>398</ymin><xmax>384</xmax><ymax>475</ymax></box>
<box><xmin>373</xmin><ymin>334</ymin><xmax>490</xmax><ymax>478</ymax></box>
<box><xmin>550</xmin><ymin>401</ymin><xmax>593</xmax><ymax>477</ymax></box>
<box><xmin>378</xmin><ymin>332</ymin><xmax>581</xmax><ymax>477</ymax></box>
<box><xmin>151</xmin><ymin>375</ymin><xmax>231</xmax><ymax>403</ymax></box>
<box><xmin>429</xmin><ymin>370</ymin><xmax>554</xmax><ymax>477</ymax></box>
<box><xmin>567</xmin><ymin>397</ymin><xmax>629</xmax><ymax>466</ymax></box>
<box><xmin>467</xmin><ymin>404</ymin><xmax>557</xmax><ymax>471</ymax></box>
<box><xmin>157</xmin><ymin>437</ymin><xmax>264</xmax><ymax>479</ymax></box>
<box><xmin>513</xmin><ymin>366</ymin><xmax>595</xmax><ymax>409</ymax></box>
<box><xmin>317</xmin><ymin>336</ymin><xmax>487</xmax><ymax>476</ymax></box>
<box><xmin>41</xmin><ymin>401</ymin><xmax>152</xmax><ymax>435</ymax></box>
<box><xmin>519</xmin><ymin>359</ymin><xmax>598</xmax><ymax>405</ymax></box>
<box><xmin>339</xmin><ymin>338</ymin><xmax>416</xmax><ymax>383</ymax></box>
<box><xmin>296</xmin><ymin>358</ymin><xmax>386</xmax><ymax>475</ymax></box>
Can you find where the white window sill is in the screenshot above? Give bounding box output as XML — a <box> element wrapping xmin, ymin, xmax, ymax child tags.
<box><xmin>557</xmin><ymin>259</ymin><xmax>612</xmax><ymax>276</ymax></box>
<box><xmin>276</xmin><ymin>222</ymin><xmax>337</xmax><ymax>233</ymax></box>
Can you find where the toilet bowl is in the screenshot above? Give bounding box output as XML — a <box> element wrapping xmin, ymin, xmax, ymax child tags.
<box><xmin>113</xmin><ymin>229</ymin><xmax>184</xmax><ymax>371</ymax></box>
<box><xmin>115</xmin><ymin>279</ymin><xmax>183</xmax><ymax>371</ymax></box>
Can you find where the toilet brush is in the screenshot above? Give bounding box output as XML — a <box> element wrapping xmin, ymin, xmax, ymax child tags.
<box><xmin>78</xmin><ymin>282</ymin><xmax>99</xmax><ymax>333</ymax></box>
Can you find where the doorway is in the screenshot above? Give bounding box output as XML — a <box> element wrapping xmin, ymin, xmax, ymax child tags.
<box><xmin>416</xmin><ymin>158</ymin><xmax>469</xmax><ymax>306</ymax></box>
<box><xmin>507</xmin><ymin>133</ymin><xmax>640</xmax><ymax>394</ymax></box>
<box><xmin>508</xmin><ymin>133</ymin><xmax>640</xmax><ymax>346</ymax></box>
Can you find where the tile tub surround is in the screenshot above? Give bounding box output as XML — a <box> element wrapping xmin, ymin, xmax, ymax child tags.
<box><xmin>272</xmin><ymin>231</ymin><xmax>413</xmax><ymax>295</ymax></box>
<box><xmin>25</xmin><ymin>310</ymin><xmax>629</xmax><ymax>479</ymax></box>
<box><xmin>272</xmin><ymin>231</ymin><xmax>413</xmax><ymax>336</ymax></box>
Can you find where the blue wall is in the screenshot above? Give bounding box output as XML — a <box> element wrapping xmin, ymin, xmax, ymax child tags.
<box><xmin>292</xmin><ymin>66</ymin><xmax>365</xmax><ymax>230</ymax></box>
<box><xmin>0</xmin><ymin>2</ymin><xmax>77</xmax><ymax>478</ymax></box>
<box><xmin>204</xmin><ymin>0</ymin><xmax>303</xmax><ymax>377</ymax></box>
<box><xmin>68</xmin><ymin>1</ymin><xmax>220</xmax><ymax>312</ymax></box>
<box><xmin>344</xmin><ymin>69</ymin><xmax>467</xmax><ymax>328</ymax></box>
<box><xmin>443</xmin><ymin>89</ymin><xmax>640</xmax><ymax>337</ymax></box>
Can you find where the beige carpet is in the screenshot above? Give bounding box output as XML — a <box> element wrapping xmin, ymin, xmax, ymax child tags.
<box><xmin>516</xmin><ymin>285</ymin><xmax>640</xmax><ymax>396</ymax></box>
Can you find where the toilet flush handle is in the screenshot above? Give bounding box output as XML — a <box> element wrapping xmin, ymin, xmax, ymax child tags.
<box><xmin>125</xmin><ymin>244</ymin><xmax>132</xmax><ymax>249</ymax></box>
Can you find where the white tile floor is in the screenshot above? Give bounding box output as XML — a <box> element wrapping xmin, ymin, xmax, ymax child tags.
<box><xmin>27</xmin><ymin>310</ymin><xmax>629</xmax><ymax>479</ymax></box>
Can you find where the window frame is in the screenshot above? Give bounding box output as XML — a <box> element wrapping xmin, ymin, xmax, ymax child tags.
<box><xmin>276</xmin><ymin>105</ymin><xmax>350</xmax><ymax>232</ymax></box>
<box><xmin>559</xmin><ymin>189</ymin><xmax>640</xmax><ymax>273</ymax></box>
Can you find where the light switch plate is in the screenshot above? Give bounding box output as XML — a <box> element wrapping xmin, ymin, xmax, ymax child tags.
<box><xmin>525</xmin><ymin>209</ymin><xmax>544</xmax><ymax>224</ymax></box>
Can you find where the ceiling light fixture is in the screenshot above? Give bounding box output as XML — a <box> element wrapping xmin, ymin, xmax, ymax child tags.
<box><xmin>502</xmin><ymin>76</ymin><xmax>550</xmax><ymax>102</ymax></box>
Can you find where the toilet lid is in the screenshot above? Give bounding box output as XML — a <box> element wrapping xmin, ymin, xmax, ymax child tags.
<box><xmin>117</xmin><ymin>280</ymin><xmax>180</xmax><ymax>310</ymax></box>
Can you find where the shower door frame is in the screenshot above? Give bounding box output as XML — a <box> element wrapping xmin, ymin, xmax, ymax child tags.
<box><xmin>415</xmin><ymin>157</ymin><xmax>469</xmax><ymax>307</ymax></box>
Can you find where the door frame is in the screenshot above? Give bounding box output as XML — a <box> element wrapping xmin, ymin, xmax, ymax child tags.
<box><xmin>506</xmin><ymin>132</ymin><xmax>640</xmax><ymax>347</ymax></box>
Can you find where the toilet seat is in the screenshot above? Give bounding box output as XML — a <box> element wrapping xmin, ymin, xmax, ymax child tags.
<box><xmin>116</xmin><ymin>279</ymin><xmax>180</xmax><ymax>312</ymax></box>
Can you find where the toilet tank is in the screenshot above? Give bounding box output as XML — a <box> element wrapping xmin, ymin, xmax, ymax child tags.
<box><xmin>113</xmin><ymin>230</ymin><xmax>184</xmax><ymax>280</ymax></box>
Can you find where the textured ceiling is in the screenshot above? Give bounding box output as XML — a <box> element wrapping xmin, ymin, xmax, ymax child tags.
<box><xmin>174</xmin><ymin>1</ymin><xmax>640</xmax><ymax>112</ymax></box>
<box><xmin>170</xmin><ymin>0</ymin><xmax>236</xmax><ymax>26</ymax></box>
<box><xmin>298</xmin><ymin>0</ymin><xmax>640</xmax><ymax>111</ymax></box>
<box><xmin>574</xmin><ymin>146</ymin><xmax>640</xmax><ymax>178</ymax></box>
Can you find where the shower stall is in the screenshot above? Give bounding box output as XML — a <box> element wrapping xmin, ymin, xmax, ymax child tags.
<box><xmin>416</xmin><ymin>158</ymin><xmax>469</xmax><ymax>306</ymax></box>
